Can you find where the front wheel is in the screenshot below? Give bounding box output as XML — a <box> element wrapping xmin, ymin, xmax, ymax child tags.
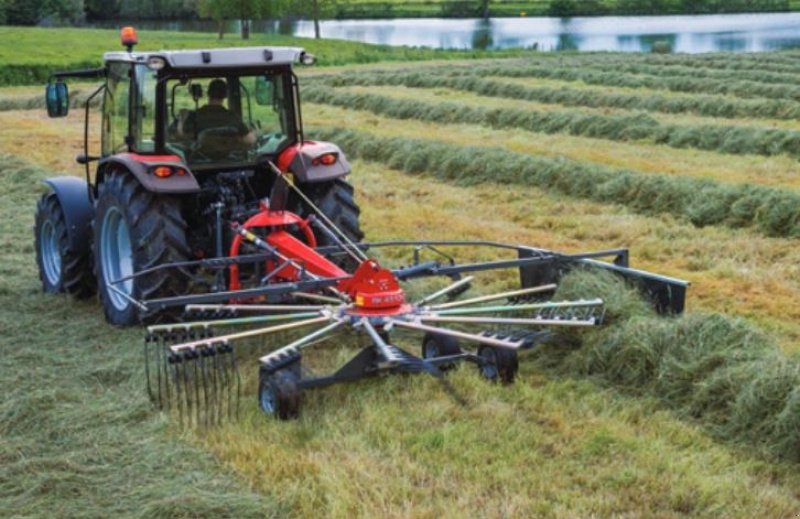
<box><xmin>94</xmin><ymin>170</ymin><xmax>190</xmax><ymax>325</ymax></box>
<box><xmin>34</xmin><ymin>193</ymin><xmax>95</xmax><ymax>298</ymax></box>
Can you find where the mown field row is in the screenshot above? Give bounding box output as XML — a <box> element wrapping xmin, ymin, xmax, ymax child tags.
<box><xmin>314</xmin><ymin>70</ymin><xmax>800</xmax><ymax>120</ymax></box>
<box><xmin>453</xmin><ymin>62</ymin><xmax>800</xmax><ymax>102</ymax></box>
<box><xmin>305</xmin><ymin>84</ymin><xmax>800</xmax><ymax>161</ymax></box>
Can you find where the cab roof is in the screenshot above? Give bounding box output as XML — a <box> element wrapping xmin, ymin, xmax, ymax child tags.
<box><xmin>103</xmin><ymin>47</ymin><xmax>308</xmax><ymax>69</ymax></box>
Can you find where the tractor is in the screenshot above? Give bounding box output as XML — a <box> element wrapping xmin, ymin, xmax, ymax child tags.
<box><xmin>36</xmin><ymin>27</ymin><xmax>361</xmax><ymax>325</ymax></box>
<box><xmin>36</xmin><ymin>29</ymin><xmax>689</xmax><ymax>420</ymax></box>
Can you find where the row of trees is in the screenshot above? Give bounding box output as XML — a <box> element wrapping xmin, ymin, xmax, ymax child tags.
<box><xmin>0</xmin><ymin>0</ymin><xmax>333</xmax><ymax>38</ymax></box>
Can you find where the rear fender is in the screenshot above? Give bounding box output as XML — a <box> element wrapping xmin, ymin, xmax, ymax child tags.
<box><xmin>42</xmin><ymin>177</ymin><xmax>93</xmax><ymax>254</ymax></box>
<box><xmin>277</xmin><ymin>141</ymin><xmax>351</xmax><ymax>183</ymax></box>
<box><xmin>97</xmin><ymin>153</ymin><xmax>200</xmax><ymax>194</ymax></box>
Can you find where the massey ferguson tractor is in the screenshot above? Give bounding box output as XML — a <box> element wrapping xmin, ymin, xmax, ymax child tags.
<box><xmin>35</xmin><ymin>29</ymin><xmax>688</xmax><ymax>421</ymax></box>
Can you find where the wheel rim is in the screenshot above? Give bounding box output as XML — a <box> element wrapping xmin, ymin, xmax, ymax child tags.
<box><xmin>100</xmin><ymin>207</ymin><xmax>134</xmax><ymax>311</ymax></box>
<box><xmin>479</xmin><ymin>347</ymin><xmax>498</xmax><ymax>379</ymax></box>
<box><xmin>40</xmin><ymin>220</ymin><xmax>62</xmax><ymax>286</ymax></box>
<box><xmin>259</xmin><ymin>380</ymin><xmax>276</xmax><ymax>415</ymax></box>
<box><xmin>423</xmin><ymin>341</ymin><xmax>440</xmax><ymax>359</ymax></box>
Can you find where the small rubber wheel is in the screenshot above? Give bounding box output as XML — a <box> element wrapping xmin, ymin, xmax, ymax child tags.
<box><xmin>258</xmin><ymin>368</ymin><xmax>302</xmax><ymax>420</ymax></box>
<box><xmin>421</xmin><ymin>332</ymin><xmax>462</xmax><ymax>371</ymax></box>
<box><xmin>477</xmin><ymin>345</ymin><xmax>518</xmax><ymax>384</ymax></box>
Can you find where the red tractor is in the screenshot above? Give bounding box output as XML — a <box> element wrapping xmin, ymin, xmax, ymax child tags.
<box><xmin>35</xmin><ymin>28</ymin><xmax>362</xmax><ymax>325</ymax></box>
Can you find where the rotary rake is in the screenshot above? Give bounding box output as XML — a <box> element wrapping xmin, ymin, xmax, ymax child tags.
<box><xmin>140</xmin><ymin>166</ymin><xmax>686</xmax><ymax>423</ymax></box>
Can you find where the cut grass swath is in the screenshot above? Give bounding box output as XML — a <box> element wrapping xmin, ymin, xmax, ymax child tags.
<box><xmin>304</xmin><ymin>85</ymin><xmax>800</xmax><ymax>159</ymax></box>
<box><xmin>312</xmin><ymin>127</ymin><xmax>800</xmax><ymax>238</ymax></box>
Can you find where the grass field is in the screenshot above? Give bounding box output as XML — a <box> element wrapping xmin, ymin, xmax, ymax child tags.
<box><xmin>3</xmin><ymin>28</ymin><xmax>800</xmax><ymax>517</ymax></box>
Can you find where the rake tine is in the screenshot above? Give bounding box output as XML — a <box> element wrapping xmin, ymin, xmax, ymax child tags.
<box><xmin>182</xmin><ymin>353</ymin><xmax>194</xmax><ymax>428</ymax></box>
<box><xmin>230</xmin><ymin>344</ymin><xmax>241</xmax><ymax>421</ymax></box>
<box><xmin>163</xmin><ymin>334</ymin><xmax>175</xmax><ymax>409</ymax></box>
<box><xmin>199</xmin><ymin>351</ymin><xmax>211</xmax><ymax>428</ymax></box>
<box><xmin>190</xmin><ymin>351</ymin><xmax>201</xmax><ymax>428</ymax></box>
<box><xmin>144</xmin><ymin>334</ymin><xmax>155</xmax><ymax>403</ymax></box>
<box><xmin>169</xmin><ymin>353</ymin><xmax>183</xmax><ymax>428</ymax></box>
<box><xmin>211</xmin><ymin>348</ymin><xmax>222</xmax><ymax>426</ymax></box>
<box><xmin>156</xmin><ymin>335</ymin><xmax>165</xmax><ymax>409</ymax></box>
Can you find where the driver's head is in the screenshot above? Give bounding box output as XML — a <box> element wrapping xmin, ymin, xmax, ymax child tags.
<box><xmin>208</xmin><ymin>79</ymin><xmax>227</xmax><ymax>101</ymax></box>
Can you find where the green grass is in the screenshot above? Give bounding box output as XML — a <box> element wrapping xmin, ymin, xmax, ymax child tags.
<box><xmin>0</xmin><ymin>26</ymin><xmax>540</xmax><ymax>87</ymax></box>
<box><xmin>0</xmin><ymin>154</ymin><xmax>279</xmax><ymax>518</ymax></box>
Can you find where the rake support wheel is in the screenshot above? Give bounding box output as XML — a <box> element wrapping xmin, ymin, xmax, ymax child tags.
<box><xmin>34</xmin><ymin>193</ymin><xmax>95</xmax><ymax>298</ymax></box>
<box><xmin>477</xmin><ymin>345</ymin><xmax>519</xmax><ymax>384</ymax></box>
<box><xmin>94</xmin><ymin>170</ymin><xmax>190</xmax><ymax>325</ymax></box>
<box><xmin>421</xmin><ymin>332</ymin><xmax>463</xmax><ymax>371</ymax></box>
<box><xmin>259</xmin><ymin>368</ymin><xmax>302</xmax><ymax>420</ymax></box>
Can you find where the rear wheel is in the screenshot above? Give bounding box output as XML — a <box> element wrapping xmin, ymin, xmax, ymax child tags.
<box><xmin>94</xmin><ymin>170</ymin><xmax>190</xmax><ymax>325</ymax></box>
<box><xmin>299</xmin><ymin>179</ymin><xmax>363</xmax><ymax>270</ymax></box>
<box><xmin>477</xmin><ymin>345</ymin><xmax>519</xmax><ymax>384</ymax></box>
<box><xmin>34</xmin><ymin>193</ymin><xmax>95</xmax><ymax>297</ymax></box>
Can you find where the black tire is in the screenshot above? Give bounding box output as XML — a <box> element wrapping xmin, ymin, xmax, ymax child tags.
<box><xmin>94</xmin><ymin>170</ymin><xmax>190</xmax><ymax>326</ymax></box>
<box><xmin>299</xmin><ymin>179</ymin><xmax>364</xmax><ymax>270</ymax></box>
<box><xmin>258</xmin><ymin>368</ymin><xmax>302</xmax><ymax>420</ymax></box>
<box><xmin>34</xmin><ymin>193</ymin><xmax>95</xmax><ymax>298</ymax></box>
<box><xmin>421</xmin><ymin>332</ymin><xmax>463</xmax><ymax>371</ymax></box>
<box><xmin>477</xmin><ymin>345</ymin><xmax>519</xmax><ymax>384</ymax></box>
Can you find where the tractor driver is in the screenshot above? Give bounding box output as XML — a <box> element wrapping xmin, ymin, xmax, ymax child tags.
<box><xmin>180</xmin><ymin>78</ymin><xmax>256</xmax><ymax>147</ymax></box>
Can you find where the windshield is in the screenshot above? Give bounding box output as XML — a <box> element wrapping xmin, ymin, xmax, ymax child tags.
<box><xmin>164</xmin><ymin>71</ymin><xmax>294</xmax><ymax>168</ymax></box>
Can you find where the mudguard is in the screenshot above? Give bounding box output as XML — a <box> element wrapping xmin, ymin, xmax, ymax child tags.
<box><xmin>43</xmin><ymin>177</ymin><xmax>94</xmax><ymax>253</ymax></box>
<box><xmin>98</xmin><ymin>153</ymin><xmax>201</xmax><ymax>194</ymax></box>
<box><xmin>277</xmin><ymin>141</ymin><xmax>351</xmax><ymax>183</ymax></box>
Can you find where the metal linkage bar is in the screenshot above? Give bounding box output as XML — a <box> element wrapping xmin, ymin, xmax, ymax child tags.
<box><xmin>169</xmin><ymin>315</ymin><xmax>330</xmax><ymax>353</ymax></box>
<box><xmin>418</xmin><ymin>315</ymin><xmax>599</xmax><ymax>327</ymax></box>
<box><xmin>259</xmin><ymin>319</ymin><xmax>346</xmax><ymax>365</ymax></box>
<box><xmin>415</xmin><ymin>276</ymin><xmax>474</xmax><ymax>306</ymax></box>
<box><xmin>389</xmin><ymin>319</ymin><xmax>523</xmax><ymax>350</ymax></box>
<box><xmin>147</xmin><ymin>311</ymin><xmax>321</xmax><ymax>335</ymax></box>
<box><xmin>186</xmin><ymin>304</ymin><xmax>326</xmax><ymax>314</ymax></box>
<box><xmin>428</xmin><ymin>283</ymin><xmax>557</xmax><ymax>310</ymax></box>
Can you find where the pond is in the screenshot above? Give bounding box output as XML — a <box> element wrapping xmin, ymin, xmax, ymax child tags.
<box><xmin>122</xmin><ymin>12</ymin><xmax>800</xmax><ymax>53</ymax></box>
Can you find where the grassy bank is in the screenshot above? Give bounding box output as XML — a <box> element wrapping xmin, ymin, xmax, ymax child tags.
<box><xmin>0</xmin><ymin>26</ymin><xmax>537</xmax><ymax>86</ymax></box>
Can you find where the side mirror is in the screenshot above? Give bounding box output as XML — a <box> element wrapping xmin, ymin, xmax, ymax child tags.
<box><xmin>255</xmin><ymin>76</ymin><xmax>273</xmax><ymax>106</ymax></box>
<box><xmin>45</xmin><ymin>81</ymin><xmax>69</xmax><ymax>118</ymax></box>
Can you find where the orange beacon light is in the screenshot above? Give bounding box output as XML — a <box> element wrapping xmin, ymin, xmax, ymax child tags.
<box><xmin>121</xmin><ymin>26</ymin><xmax>138</xmax><ymax>52</ymax></box>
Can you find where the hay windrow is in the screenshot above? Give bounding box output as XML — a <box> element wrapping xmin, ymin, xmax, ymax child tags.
<box><xmin>312</xmin><ymin>127</ymin><xmax>800</xmax><ymax>238</ymax></box>
<box><xmin>304</xmin><ymin>85</ymin><xmax>800</xmax><ymax>159</ymax></box>
<box><xmin>549</xmin><ymin>269</ymin><xmax>800</xmax><ymax>462</ymax></box>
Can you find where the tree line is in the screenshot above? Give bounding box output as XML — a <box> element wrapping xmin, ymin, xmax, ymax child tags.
<box><xmin>0</xmin><ymin>0</ymin><xmax>793</xmax><ymax>38</ymax></box>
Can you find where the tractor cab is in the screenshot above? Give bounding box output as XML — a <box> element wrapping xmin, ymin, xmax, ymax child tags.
<box><xmin>100</xmin><ymin>47</ymin><xmax>306</xmax><ymax>170</ymax></box>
